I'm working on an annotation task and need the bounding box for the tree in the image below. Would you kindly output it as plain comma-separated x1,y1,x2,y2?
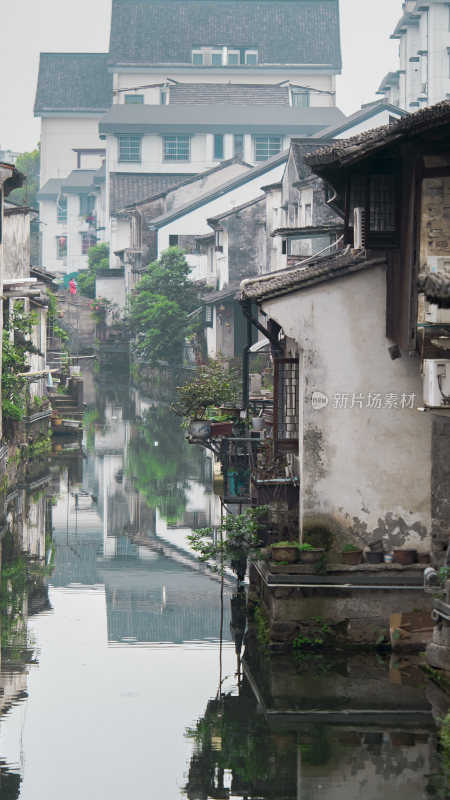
77,242,109,298
7,146,40,210
133,247,197,312
126,247,198,365
7,146,41,264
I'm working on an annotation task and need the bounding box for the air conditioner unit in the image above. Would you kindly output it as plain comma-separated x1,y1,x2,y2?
427,256,450,273
423,359,450,408
424,301,450,324
353,207,366,249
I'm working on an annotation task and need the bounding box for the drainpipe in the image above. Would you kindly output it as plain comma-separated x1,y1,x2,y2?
240,298,281,412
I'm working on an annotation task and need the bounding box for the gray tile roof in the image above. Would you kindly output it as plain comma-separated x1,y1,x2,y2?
110,172,189,214
305,99,450,170
147,149,288,228
240,250,386,301
34,53,112,114
99,103,346,136
37,178,65,200
312,101,407,139
170,83,289,105
109,0,341,69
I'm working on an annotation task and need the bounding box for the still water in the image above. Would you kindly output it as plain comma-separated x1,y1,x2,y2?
0,372,445,799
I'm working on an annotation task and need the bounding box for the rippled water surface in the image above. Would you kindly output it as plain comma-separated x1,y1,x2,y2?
0,372,445,798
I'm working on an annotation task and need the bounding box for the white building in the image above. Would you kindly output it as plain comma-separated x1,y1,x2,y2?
34,0,344,274
377,0,450,110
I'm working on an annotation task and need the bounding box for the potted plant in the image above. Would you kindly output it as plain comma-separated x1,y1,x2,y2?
187,506,268,582
364,550,384,564
340,543,363,565
298,542,325,563
271,541,299,564
170,359,239,432
393,548,417,565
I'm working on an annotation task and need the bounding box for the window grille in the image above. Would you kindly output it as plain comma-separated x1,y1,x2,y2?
163,135,190,161
57,195,67,223
118,135,142,163
81,232,97,255
254,136,282,162
369,173,396,232
273,358,299,450
124,94,144,104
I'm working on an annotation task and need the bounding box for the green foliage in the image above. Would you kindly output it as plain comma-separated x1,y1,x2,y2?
27,432,52,460
8,146,40,209
253,600,270,648
126,248,198,365
2,303,40,422
293,617,333,650
77,243,109,299
341,543,361,552
303,523,334,552
298,542,315,551
126,404,197,524
170,358,239,420
188,506,268,578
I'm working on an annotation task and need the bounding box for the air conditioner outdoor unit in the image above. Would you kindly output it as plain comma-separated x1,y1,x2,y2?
424,301,450,324
353,207,366,249
423,359,450,408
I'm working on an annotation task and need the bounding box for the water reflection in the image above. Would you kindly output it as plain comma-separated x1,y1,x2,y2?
0,372,445,798
186,648,440,800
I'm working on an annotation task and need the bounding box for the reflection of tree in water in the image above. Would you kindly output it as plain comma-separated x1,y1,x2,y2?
185,679,300,800
126,404,203,525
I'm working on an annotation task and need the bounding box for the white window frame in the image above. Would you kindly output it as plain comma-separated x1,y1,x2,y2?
245,50,258,65
162,135,191,162
118,135,142,163
253,135,282,162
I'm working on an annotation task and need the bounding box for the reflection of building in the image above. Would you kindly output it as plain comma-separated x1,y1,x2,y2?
186,651,437,799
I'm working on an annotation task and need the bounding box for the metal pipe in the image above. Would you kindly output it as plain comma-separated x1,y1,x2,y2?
241,310,253,412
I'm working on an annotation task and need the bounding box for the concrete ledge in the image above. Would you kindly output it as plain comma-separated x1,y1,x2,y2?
259,561,427,588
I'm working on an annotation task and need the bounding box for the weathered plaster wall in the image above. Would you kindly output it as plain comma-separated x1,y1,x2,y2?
225,198,265,284
420,174,450,264
262,264,433,550
3,211,30,279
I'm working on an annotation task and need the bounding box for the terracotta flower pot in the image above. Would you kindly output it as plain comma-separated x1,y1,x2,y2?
341,549,362,565
210,421,233,436
393,548,417,565
299,548,325,563
271,545,298,564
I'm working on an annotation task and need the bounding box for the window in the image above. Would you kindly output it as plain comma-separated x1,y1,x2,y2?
160,89,167,105
245,50,258,65
124,94,144,104
57,194,68,223
213,134,224,160
304,203,312,226
228,51,239,65
57,235,67,260
81,232,97,255
212,51,223,66
169,234,179,247
192,51,204,65
79,194,95,216
254,136,282,161
163,135,190,161
234,134,244,159
281,240,287,255
369,173,396,233
291,89,310,107
215,229,223,252
203,304,213,327
118,135,142,163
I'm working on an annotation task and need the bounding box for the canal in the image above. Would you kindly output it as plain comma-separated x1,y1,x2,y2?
0,370,446,798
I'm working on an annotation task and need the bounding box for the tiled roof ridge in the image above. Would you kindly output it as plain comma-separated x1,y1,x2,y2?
240,249,386,300
304,99,450,167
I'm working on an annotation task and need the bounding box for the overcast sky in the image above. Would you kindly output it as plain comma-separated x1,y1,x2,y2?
1,0,401,153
